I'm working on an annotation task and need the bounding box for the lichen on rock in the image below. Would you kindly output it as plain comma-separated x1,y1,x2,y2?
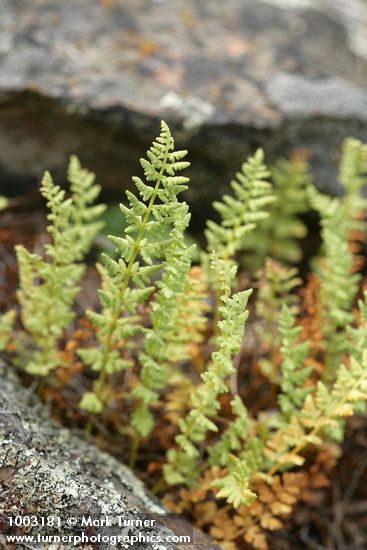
0,363,218,549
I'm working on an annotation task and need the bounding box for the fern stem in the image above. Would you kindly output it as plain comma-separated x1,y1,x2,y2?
84,419,93,438
129,432,141,469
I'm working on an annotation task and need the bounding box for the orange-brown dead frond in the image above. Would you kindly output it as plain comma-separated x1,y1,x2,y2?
232,472,308,549
55,358,83,387
300,273,324,356
348,226,366,272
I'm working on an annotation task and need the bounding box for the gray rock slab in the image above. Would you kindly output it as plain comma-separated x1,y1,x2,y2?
0,0,366,206
0,365,219,549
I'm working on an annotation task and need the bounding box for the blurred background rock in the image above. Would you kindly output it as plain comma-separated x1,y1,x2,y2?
0,0,366,221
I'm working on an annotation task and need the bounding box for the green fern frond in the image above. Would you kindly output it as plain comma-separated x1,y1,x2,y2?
78,121,190,411
16,163,104,376
256,259,302,382
207,395,249,467
212,456,256,508
168,266,209,357
164,255,252,485
131,202,194,438
266,352,367,476
309,188,359,372
339,138,367,229
245,156,310,268
205,149,274,260
348,291,367,363
277,304,312,420
67,155,106,258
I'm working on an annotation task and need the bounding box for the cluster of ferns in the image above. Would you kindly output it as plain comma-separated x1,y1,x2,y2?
1,122,367,510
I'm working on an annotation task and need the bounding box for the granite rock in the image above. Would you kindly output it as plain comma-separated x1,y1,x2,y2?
0,0,366,209
0,365,218,549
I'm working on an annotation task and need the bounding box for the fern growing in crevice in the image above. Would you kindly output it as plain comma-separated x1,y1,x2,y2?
131,202,194,438
164,256,252,486
4,126,367,549
339,137,367,229
245,155,310,269
265,352,367,477
169,266,209,365
205,148,274,262
204,149,274,332
277,304,312,422
308,189,359,374
78,122,190,413
207,395,249,468
67,155,106,258
15,162,104,376
256,259,302,382
348,291,367,363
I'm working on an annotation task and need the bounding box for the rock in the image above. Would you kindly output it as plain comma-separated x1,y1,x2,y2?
0,365,219,549
0,0,366,208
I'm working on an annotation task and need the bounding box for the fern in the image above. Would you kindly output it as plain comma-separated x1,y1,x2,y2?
306,140,367,373
212,456,257,508
205,149,274,261
4,126,367,539
78,121,190,412
339,137,367,230
204,351,367,509
208,404,264,508
309,189,359,372
131,202,194,438
256,259,301,382
16,162,104,375
277,304,312,421
67,155,106,258
131,256,208,441
169,266,209,361
207,395,249,467
164,256,252,486
246,156,310,268
348,291,367,363
204,150,273,334
345,293,367,416
265,352,367,477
